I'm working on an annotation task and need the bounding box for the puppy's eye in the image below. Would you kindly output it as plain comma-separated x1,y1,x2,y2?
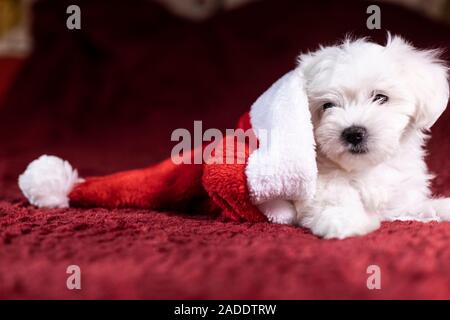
322,102,336,110
373,94,389,104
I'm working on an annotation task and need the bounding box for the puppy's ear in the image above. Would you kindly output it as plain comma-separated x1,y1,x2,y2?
386,35,449,130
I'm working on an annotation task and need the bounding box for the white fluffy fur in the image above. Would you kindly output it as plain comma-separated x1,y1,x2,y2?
18,155,80,208
254,35,450,238
245,70,317,223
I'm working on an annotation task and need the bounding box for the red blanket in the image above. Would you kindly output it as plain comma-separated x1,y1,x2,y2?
1,0,450,299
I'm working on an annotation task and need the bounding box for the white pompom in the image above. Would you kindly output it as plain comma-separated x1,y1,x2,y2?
18,155,81,208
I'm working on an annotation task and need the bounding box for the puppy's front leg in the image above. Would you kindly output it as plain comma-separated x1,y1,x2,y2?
258,200,297,225
423,198,450,221
295,178,380,239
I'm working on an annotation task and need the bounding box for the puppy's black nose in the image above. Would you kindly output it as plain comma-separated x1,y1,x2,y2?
342,126,367,145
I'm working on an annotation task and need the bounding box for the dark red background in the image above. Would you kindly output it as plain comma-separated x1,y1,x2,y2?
1,0,450,299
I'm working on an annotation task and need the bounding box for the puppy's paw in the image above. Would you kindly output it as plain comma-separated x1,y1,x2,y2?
358,185,389,213
302,206,380,239
258,200,297,225
267,212,296,225
429,198,450,221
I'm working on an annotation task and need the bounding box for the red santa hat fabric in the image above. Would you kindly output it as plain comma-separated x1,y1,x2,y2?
18,67,317,221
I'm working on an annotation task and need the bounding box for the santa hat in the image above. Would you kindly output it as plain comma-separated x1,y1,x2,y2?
18,68,317,222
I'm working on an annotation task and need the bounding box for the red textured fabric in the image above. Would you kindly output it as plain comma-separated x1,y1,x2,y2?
1,0,450,299
70,155,209,211
202,115,267,222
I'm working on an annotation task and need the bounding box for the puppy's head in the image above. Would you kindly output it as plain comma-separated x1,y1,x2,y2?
299,35,449,172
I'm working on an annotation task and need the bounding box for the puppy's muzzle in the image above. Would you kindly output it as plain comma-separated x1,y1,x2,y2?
341,126,368,154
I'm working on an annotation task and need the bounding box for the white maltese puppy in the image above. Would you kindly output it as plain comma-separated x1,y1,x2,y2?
260,35,450,239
